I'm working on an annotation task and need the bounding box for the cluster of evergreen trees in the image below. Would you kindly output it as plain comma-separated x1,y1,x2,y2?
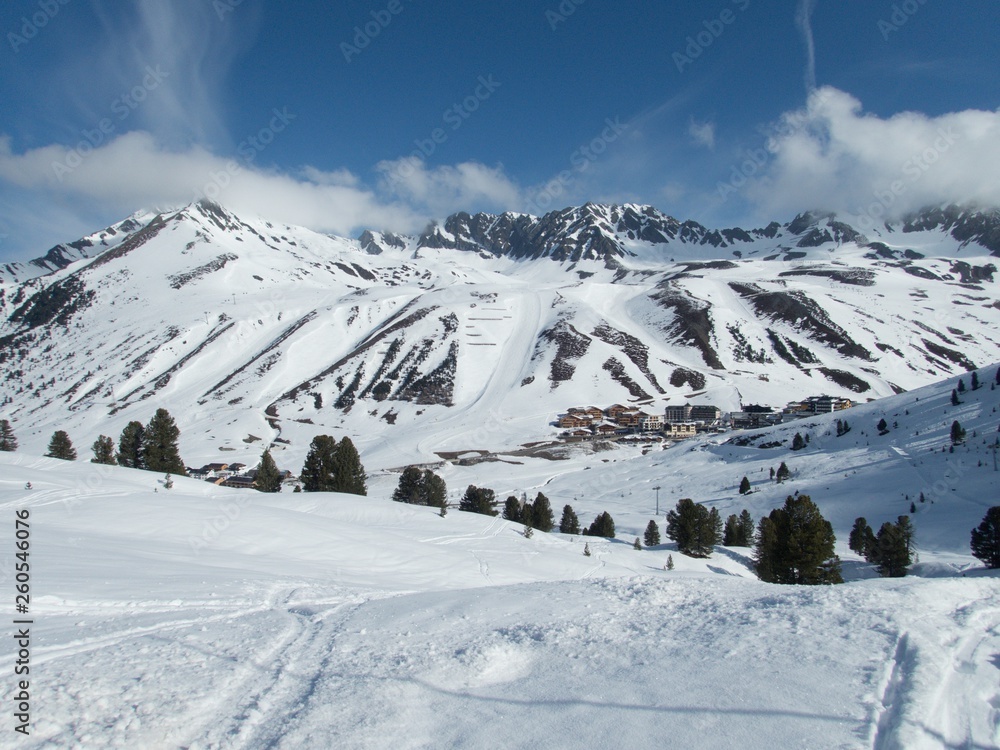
391,466,447,507
450,486,613,539
849,516,914,577
754,495,842,584
110,409,187,474
666,498,722,557
723,510,756,547
502,492,555,532
299,435,366,495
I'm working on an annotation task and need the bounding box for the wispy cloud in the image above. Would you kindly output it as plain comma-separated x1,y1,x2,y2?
84,0,261,148
688,119,716,150
795,0,818,94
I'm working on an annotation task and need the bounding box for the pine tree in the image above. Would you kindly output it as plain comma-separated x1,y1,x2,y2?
420,470,447,508
877,418,888,434
753,495,842,584
848,517,872,556
164,473,174,490
531,492,555,532
738,509,755,546
524,525,534,539
0,419,17,451
586,512,615,538
971,371,980,390
739,476,751,495
666,554,674,570
117,421,145,469
255,449,282,493
91,435,117,465
995,367,1000,386
775,461,791,483
46,430,77,460
143,409,186,475
724,514,740,546
896,515,916,560
666,498,719,557
459,485,498,516
874,522,910,577
791,433,806,451
300,435,337,491
951,389,961,406
633,537,642,550
644,519,661,547
503,495,521,521
583,543,591,557
330,437,366,495
521,501,535,530
951,420,966,445
392,466,424,504
970,506,1000,569
559,504,580,534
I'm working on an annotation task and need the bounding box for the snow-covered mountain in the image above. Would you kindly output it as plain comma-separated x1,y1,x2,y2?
1,199,999,471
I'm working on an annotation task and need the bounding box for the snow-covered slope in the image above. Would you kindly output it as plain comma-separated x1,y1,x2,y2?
1,200,999,476
1,371,998,749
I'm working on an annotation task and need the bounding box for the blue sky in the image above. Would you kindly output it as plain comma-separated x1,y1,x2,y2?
0,0,998,261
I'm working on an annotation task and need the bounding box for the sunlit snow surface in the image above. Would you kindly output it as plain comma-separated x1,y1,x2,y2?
1,364,998,749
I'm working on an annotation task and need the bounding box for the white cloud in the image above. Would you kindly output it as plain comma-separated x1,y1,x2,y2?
688,119,716,150
0,132,525,241
376,157,524,217
745,87,1000,222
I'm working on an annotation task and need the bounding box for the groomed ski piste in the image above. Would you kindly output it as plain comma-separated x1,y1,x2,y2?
1,368,998,748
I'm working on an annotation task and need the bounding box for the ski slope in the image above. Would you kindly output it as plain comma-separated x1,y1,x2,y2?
1,384,999,749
